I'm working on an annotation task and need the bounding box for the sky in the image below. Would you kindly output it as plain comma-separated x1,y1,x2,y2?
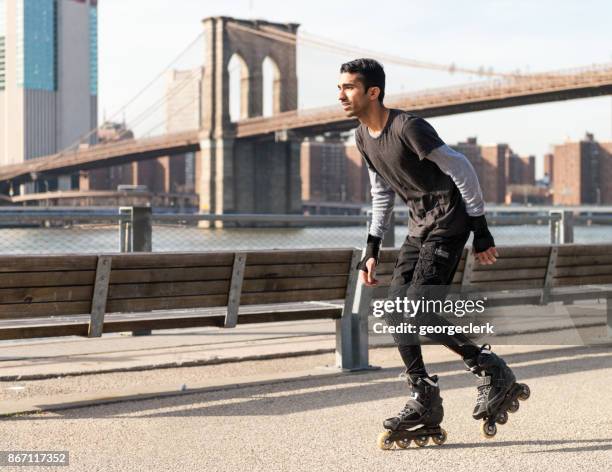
98,0,612,177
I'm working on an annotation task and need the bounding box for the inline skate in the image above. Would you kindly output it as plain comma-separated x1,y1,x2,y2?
465,345,531,438
377,375,447,450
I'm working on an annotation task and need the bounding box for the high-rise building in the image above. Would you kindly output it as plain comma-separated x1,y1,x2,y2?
0,0,97,183
552,133,612,205
166,67,203,134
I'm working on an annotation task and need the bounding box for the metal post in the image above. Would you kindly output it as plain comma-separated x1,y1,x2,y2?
119,206,153,335
336,249,378,371
119,207,132,252
132,206,153,251
607,295,612,340
549,210,574,244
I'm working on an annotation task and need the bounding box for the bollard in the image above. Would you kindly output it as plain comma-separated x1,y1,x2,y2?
119,206,153,335
549,210,574,244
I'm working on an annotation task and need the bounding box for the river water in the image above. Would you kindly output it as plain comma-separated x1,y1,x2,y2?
0,224,611,254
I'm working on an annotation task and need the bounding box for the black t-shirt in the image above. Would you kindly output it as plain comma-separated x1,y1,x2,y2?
356,109,470,238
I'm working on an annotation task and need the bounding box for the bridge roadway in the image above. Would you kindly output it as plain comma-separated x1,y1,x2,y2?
1,64,611,185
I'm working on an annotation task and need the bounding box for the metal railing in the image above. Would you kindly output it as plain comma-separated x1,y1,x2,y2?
2,206,612,254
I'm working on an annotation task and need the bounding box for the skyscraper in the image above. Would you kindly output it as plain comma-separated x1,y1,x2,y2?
0,0,97,190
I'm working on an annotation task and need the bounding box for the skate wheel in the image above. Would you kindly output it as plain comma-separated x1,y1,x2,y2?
432,429,447,445
518,383,530,401
377,431,394,450
496,411,508,425
481,421,497,439
395,438,411,449
508,399,520,413
414,435,429,447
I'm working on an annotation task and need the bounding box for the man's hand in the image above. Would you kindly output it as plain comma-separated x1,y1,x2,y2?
469,215,497,265
357,234,382,286
474,246,498,265
359,257,379,286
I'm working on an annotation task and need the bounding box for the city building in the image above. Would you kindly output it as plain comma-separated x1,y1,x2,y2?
552,133,612,205
507,154,535,185
300,135,370,207
543,152,554,186
0,0,98,192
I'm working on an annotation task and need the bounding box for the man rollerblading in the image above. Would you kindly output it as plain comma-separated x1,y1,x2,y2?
337,58,530,448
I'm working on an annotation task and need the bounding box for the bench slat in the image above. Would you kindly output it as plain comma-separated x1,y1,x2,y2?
108,280,230,299
0,271,96,288
245,249,354,265
241,288,347,304
470,268,547,282
242,276,348,293
110,252,234,269
0,255,97,272
0,301,91,318
557,244,612,256
557,254,612,267
107,294,229,313
554,275,612,286
110,266,232,284
555,264,612,277
244,262,350,279
468,279,544,290
473,257,549,271
0,286,93,304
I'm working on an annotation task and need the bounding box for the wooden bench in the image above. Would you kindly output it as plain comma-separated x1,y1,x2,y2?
0,249,373,369
0,244,610,372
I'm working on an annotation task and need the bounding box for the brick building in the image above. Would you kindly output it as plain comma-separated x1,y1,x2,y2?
552,133,612,205
301,136,369,204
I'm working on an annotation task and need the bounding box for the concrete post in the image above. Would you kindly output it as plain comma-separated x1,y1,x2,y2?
119,206,153,335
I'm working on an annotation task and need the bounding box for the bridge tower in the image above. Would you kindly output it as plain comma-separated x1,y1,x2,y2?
198,16,302,222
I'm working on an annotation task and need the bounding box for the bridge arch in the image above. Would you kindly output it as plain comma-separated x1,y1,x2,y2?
262,55,281,117
227,53,250,122
201,17,299,132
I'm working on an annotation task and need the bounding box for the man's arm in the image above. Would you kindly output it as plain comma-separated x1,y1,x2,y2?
367,165,396,240
425,144,484,217
425,144,497,263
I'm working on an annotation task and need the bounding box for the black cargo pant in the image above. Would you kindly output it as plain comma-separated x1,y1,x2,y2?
384,231,480,380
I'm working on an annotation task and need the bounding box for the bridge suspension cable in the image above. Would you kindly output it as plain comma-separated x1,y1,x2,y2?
55,30,205,157
228,22,550,80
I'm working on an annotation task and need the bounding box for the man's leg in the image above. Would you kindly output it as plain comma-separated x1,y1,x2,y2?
407,232,480,361
386,235,428,380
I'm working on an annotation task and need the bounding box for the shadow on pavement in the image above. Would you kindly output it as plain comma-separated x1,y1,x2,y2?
5,345,610,423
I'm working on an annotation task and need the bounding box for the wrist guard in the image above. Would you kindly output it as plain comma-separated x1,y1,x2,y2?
357,234,382,272
470,215,495,253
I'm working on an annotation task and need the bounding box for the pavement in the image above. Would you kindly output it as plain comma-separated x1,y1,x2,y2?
0,301,610,471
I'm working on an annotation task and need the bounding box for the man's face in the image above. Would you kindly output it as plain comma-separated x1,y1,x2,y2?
337,72,371,117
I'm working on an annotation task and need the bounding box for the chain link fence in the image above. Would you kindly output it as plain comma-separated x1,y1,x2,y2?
1,207,612,254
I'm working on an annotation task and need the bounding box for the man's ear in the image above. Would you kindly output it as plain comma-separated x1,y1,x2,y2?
369,86,381,101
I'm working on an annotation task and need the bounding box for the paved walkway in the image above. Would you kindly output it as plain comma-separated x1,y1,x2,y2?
0,301,610,471
0,343,610,471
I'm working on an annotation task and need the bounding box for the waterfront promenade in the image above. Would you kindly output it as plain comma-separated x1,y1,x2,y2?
0,305,610,471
